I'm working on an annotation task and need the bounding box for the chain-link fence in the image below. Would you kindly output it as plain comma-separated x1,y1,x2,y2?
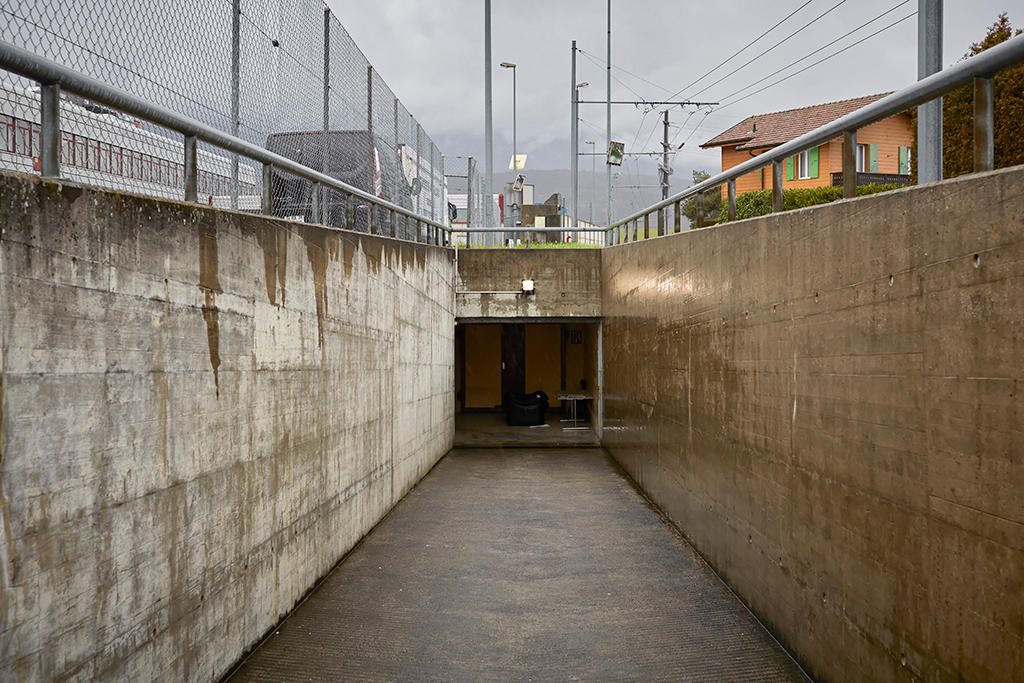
0,0,446,240
445,156,501,247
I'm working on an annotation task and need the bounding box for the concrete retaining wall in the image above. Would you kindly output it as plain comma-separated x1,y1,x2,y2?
0,172,455,680
601,166,1024,682
456,247,601,319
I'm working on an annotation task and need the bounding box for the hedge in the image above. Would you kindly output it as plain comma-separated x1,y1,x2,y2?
729,183,905,221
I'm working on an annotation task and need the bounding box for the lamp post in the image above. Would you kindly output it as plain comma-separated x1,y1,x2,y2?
572,81,588,228
500,61,517,235
500,62,517,175
585,140,595,224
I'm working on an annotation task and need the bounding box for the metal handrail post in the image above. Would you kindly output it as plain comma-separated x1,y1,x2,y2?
261,163,272,214
771,161,783,213
184,136,198,202
973,76,994,172
39,83,60,178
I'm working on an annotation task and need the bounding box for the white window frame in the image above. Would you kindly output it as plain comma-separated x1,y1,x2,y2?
797,150,810,180
856,144,868,172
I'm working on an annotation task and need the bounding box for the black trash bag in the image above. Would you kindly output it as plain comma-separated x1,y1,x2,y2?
502,390,549,426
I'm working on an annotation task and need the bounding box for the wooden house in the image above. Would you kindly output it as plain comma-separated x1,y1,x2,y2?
700,94,913,195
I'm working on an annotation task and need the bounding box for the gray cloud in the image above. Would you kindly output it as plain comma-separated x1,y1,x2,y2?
331,0,1014,208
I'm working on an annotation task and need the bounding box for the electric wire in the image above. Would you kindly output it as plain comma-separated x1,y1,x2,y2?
577,47,675,95
687,0,852,99
664,0,817,101
717,11,917,110
712,0,913,105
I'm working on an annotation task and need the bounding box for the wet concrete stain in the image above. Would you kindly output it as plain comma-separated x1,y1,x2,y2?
253,224,280,305
342,236,356,296
198,219,222,396
301,226,340,348
363,238,383,276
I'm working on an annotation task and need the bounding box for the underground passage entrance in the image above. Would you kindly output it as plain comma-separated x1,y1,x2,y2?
454,319,601,447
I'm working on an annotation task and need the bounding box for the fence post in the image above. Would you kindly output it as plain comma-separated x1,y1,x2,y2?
230,0,240,210
727,180,736,222
39,83,60,178
674,200,681,232
261,162,272,214
466,157,474,230
416,123,423,224
772,160,783,213
973,76,994,173
184,135,198,202
345,193,353,229
322,7,331,223
696,193,704,229
643,213,650,240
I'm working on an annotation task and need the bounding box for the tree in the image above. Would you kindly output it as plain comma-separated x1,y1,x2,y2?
911,13,1024,180
681,170,723,225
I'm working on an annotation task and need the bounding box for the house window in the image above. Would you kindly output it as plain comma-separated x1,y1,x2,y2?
898,145,911,174
856,144,878,172
798,150,810,180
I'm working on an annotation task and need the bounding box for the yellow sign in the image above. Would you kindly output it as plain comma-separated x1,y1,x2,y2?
508,154,527,170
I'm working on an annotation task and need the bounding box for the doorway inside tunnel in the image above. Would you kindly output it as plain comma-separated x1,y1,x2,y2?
454,319,601,448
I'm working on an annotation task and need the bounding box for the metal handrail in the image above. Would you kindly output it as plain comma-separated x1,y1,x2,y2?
608,33,1024,234
0,41,451,236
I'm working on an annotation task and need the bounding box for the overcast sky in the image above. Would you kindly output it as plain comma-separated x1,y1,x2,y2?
328,1,1014,186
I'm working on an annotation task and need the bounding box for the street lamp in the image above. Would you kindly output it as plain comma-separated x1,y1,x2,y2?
585,140,596,224
500,61,517,234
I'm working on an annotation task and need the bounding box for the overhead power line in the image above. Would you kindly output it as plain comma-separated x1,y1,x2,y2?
717,10,918,110
710,0,911,105
664,0,817,101
687,0,852,99
577,47,676,95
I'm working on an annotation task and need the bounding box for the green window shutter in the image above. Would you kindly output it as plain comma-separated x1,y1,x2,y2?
898,146,908,174
869,144,878,172
809,147,819,179
786,156,794,181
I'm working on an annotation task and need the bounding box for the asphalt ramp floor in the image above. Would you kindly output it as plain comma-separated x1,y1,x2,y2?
228,448,807,682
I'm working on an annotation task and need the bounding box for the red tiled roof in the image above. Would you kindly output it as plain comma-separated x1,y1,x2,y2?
700,93,897,150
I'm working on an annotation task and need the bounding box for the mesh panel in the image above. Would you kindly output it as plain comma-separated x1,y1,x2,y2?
0,0,446,242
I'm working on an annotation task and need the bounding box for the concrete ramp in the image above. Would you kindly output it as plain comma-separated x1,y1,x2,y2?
228,448,806,681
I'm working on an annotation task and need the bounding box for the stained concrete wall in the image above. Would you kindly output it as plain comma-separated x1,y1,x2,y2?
455,248,601,319
601,166,1024,682
0,172,455,680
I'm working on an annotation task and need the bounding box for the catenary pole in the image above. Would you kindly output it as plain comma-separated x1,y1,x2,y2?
918,0,943,183
484,0,494,226
570,41,578,228
606,0,612,225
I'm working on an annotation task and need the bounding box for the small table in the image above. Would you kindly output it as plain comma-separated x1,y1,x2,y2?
556,392,592,430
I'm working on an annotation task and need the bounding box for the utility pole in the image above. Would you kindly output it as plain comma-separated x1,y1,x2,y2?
660,110,670,201
918,0,943,183
570,41,578,228
660,110,670,231
484,0,494,226
606,0,612,226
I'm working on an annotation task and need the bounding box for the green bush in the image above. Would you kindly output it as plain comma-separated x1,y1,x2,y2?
730,183,905,221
